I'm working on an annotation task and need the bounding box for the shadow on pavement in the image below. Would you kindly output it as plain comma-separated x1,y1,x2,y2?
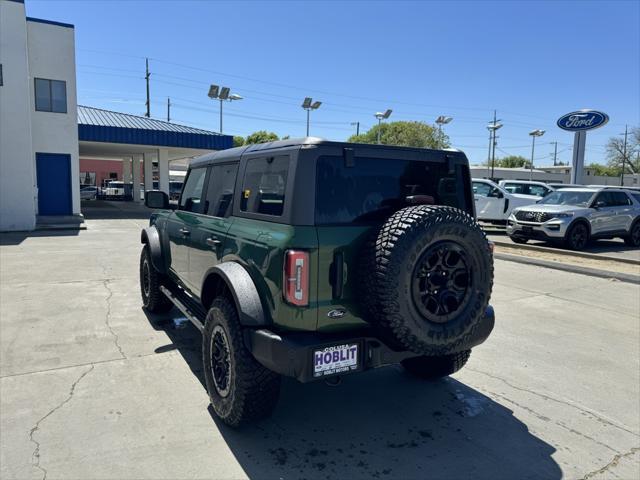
144,309,562,480
82,200,154,220
0,229,80,246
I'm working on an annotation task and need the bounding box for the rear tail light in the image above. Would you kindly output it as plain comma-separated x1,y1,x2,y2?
284,250,309,306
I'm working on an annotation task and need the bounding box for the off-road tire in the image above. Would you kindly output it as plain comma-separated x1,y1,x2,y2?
402,350,471,380
623,220,640,247
564,221,590,251
140,245,173,313
359,205,493,355
203,296,281,427
511,236,528,244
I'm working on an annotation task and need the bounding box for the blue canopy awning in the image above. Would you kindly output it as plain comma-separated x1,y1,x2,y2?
78,105,232,150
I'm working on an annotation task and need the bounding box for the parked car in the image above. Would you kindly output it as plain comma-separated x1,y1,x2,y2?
472,178,542,224
498,180,555,197
80,185,99,200
507,187,640,249
140,139,496,427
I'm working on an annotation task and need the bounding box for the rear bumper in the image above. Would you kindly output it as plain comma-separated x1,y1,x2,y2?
246,306,495,383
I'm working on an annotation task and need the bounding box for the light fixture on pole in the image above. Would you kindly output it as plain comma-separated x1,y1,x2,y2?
302,97,322,136
486,119,503,180
208,84,243,134
528,129,546,180
374,109,392,144
435,115,453,147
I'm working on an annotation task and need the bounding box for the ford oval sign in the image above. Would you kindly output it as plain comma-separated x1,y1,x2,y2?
557,110,609,131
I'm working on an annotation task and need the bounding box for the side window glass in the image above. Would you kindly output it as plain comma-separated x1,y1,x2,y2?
594,192,611,207
473,182,491,197
205,164,239,217
179,168,207,213
611,192,631,206
529,185,546,197
240,156,289,216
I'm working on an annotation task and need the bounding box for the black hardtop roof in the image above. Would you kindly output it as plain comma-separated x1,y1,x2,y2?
189,137,466,168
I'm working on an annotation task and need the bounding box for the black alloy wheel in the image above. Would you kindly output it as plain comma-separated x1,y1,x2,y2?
411,241,472,324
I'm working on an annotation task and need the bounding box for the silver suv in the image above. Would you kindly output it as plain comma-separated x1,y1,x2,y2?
506,188,640,250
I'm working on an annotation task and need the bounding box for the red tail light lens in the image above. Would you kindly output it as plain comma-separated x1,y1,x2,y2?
284,250,309,306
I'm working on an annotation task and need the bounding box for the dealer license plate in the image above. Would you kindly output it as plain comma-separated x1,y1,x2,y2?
313,343,359,378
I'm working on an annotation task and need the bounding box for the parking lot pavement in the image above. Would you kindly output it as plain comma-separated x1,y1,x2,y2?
1,217,639,480
485,228,640,262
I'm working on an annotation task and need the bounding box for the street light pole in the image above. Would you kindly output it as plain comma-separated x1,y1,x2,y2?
302,97,322,137
435,116,453,148
528,129,546,181
208,84,243,134
374,109,392,144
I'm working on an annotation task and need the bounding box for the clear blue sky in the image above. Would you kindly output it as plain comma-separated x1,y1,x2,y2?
26,0,640,166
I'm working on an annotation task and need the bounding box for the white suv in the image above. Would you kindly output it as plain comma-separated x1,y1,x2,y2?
472,178,542,224
498,180,554,197
507,188,640,250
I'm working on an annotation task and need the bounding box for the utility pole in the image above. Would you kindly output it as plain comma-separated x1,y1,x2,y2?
166,97,171,122
351,122,360,136
486,110,502,181
145,58,151,118
620,125,628,186
552,141,558,166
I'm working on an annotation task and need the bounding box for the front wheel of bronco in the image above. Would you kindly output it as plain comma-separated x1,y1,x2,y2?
203,297,281,427
140,245,173,313
401,350,471,380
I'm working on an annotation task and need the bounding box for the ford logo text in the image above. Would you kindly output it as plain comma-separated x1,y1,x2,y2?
557,110,609,132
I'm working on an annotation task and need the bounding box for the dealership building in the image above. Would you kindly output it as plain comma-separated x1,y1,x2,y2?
0,0,231,231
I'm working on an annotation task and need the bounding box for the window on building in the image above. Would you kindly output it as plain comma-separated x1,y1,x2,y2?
240,156,289,216
34,78,67,113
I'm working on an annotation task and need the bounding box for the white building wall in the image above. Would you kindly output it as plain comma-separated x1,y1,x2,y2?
27,17,80,216
0,0,36,231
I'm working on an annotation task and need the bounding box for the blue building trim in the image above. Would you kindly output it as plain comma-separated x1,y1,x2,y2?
26,17,75,29
78,124,233,150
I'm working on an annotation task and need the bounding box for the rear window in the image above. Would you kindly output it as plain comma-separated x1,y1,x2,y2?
240,156,289,216
316,156,468,225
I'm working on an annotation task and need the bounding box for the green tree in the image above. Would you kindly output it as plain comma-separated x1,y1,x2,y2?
496,155,531,168
587,163,618,176
233,136,245,147
347,121,448,149
245,130,279,144
606,127,640,174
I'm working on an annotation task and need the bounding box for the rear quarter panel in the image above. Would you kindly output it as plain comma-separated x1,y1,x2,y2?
223,217,319,332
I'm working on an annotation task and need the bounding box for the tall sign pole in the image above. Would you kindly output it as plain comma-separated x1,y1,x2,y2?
557,109,609,185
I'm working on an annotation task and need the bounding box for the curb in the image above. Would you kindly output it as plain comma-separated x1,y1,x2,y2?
491,239,640,266
494,253,640,285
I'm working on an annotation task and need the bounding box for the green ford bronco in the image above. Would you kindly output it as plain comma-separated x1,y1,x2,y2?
140,138,495,426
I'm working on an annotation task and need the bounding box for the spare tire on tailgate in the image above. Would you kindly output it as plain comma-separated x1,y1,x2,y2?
359,205,493,355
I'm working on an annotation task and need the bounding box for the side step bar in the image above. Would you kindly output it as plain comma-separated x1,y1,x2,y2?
159,285,205,333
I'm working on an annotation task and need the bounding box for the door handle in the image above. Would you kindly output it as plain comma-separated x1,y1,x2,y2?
206,237,222,248
179,228,190,236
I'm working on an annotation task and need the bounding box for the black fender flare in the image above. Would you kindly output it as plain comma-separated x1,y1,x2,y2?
566,218,591,237
141,226,167,274
201,262,266,327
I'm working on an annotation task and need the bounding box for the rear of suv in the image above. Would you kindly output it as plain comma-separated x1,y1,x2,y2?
140,138,495,426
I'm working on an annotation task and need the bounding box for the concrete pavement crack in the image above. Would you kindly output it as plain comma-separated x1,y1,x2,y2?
28,365,94,480
582,446,640,479
102,279,126,359
467,367,639,437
